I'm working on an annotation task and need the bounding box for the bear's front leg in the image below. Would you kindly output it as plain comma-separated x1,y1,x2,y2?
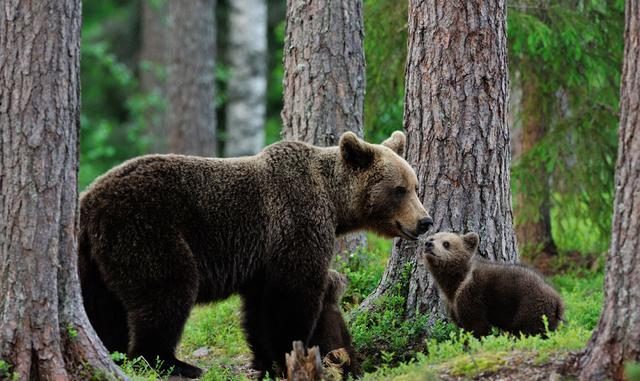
259,262,328,378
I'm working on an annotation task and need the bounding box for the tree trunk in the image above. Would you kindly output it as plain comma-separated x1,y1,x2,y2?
0,1,125,379
166,0,217,156
576,1,640,379
360,0,518,329
140,0,169,153
514,71,556,257
224,0,267,157
282,0,367,255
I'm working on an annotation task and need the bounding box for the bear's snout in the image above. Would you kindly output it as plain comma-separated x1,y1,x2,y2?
417,217,433,234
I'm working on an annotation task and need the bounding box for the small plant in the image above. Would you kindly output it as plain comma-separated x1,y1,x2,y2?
0,360,19,381
66,323,78,340
626,362,640,381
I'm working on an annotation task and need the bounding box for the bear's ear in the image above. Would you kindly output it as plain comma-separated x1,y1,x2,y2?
462,232,480,252
340,132,374,169
381,131,406,156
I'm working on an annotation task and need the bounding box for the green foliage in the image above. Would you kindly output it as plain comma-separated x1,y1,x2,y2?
626,362,640,381
66,323,79,340
334,234,391,306
363,0,407,143
81,1,151,188
111,352,173,381
0,360,18,381
348,263,435,371
509,0,624,253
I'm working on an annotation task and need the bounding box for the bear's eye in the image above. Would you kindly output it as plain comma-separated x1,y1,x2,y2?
443,241,450,249
394,186,407,196
415,185,419,193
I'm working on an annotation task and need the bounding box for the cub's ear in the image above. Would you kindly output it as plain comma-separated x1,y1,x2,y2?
340,132,374,169
381,130,406,156
462,232,480,252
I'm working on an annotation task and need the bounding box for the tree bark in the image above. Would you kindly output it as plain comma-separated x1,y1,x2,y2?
576,0,640,379
281,0,367,255
360,0,518,329
0,1,125,379
166,0,217,156
140,0,169,153
514,71,556,257
224,0,268,157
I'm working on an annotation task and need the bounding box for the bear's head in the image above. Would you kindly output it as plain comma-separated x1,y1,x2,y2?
423,231,479,270
338,131,432,240
422,232,479,299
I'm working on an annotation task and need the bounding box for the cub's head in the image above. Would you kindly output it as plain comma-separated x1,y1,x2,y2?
423,231,479,267
338,131,432,240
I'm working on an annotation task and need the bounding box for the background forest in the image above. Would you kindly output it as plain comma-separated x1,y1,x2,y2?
33,0,631,379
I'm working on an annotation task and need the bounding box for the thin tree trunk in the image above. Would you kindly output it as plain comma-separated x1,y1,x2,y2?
282,0,367,255
360,0,518,330
0,1,125,379
140,0,168,153
224,0,267,157
576,0,640,379
515,71,556,257
166,0,217,156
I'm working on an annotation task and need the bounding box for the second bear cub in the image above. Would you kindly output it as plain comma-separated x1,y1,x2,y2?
423,232,564,338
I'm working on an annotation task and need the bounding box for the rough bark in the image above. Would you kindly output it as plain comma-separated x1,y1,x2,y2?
281,0,367,255
0,1,125,379
166,0,217,156
285,341,323,381
514,72,556,257
224,0,267,157
140,0,169,153
576,1,640,379
361,0,518,328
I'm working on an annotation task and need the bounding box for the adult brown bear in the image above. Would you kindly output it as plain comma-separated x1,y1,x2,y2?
78,131,432,378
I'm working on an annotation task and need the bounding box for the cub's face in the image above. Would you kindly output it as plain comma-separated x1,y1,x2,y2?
339,131,432,240
423,232,479,267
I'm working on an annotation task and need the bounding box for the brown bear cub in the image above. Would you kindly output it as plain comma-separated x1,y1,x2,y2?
78,131,432,378
310,270,361,378
423,232,564,338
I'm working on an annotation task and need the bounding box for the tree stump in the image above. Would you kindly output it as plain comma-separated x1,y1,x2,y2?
286,341,323,381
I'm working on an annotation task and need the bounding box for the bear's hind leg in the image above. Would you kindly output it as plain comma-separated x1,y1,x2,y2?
125,284,201,378
112,232,202,378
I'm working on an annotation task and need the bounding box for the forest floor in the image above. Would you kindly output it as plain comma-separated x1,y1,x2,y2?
120,235,604,381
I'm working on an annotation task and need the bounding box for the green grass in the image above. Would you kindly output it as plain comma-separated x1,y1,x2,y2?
119,233,605,380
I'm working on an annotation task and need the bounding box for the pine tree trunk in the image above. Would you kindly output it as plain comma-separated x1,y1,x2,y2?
166,0,217,156
0,1,125,379
514,72,556,257
281,0,367,255
360,0,518,329
576,1,640,379
140,0,168,153
224,0,267,157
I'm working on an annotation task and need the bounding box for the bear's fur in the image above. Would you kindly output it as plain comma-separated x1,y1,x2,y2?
423,232,564,338
78,131,432,378
309,270,360,378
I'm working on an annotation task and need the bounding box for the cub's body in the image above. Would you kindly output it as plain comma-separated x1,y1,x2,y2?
424,232,564,338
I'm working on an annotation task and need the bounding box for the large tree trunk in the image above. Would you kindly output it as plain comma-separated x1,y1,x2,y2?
514,71,556,257
140,0,169,153
224,0,267,157
166,0,217,156
281,0,367,255
360,0,518,329
0,1,125,379
576,1,640,379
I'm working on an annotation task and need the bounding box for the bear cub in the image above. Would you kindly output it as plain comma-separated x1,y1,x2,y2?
423,232,564,338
